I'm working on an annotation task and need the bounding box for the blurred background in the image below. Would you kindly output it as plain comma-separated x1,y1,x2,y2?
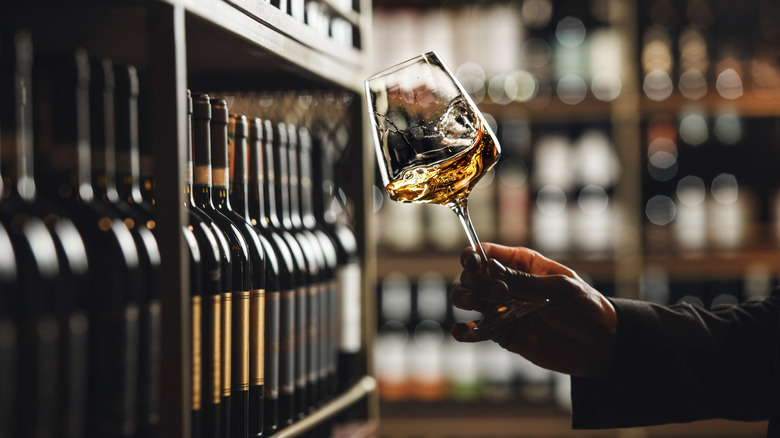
367,0,780,436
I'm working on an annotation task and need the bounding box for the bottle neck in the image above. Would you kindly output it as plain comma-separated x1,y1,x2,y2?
299,144,317,229
0,30,36,203
229,123,251,222
89,58,120,204
35,51,94,204
248,120,266,228
311,130,333,226
115,69,144,205
192,96,215,209
287,134,304,229
275,129,293,229
262,137,281,229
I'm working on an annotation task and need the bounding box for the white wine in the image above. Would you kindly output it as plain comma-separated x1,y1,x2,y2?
385,123,499,205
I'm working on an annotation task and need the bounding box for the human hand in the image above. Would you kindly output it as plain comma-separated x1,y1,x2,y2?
450,243,617,378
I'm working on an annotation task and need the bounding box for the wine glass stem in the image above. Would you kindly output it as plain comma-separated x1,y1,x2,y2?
449,197,488,264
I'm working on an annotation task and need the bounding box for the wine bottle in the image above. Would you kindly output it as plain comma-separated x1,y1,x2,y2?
186,90,230,438
1,29,91,438
229,113,290,438
264,120,310,427
310,115,362,399
247,117,298,437
192,92,252,438
136,74,156,205
114,64,162,438
211,104,269,438
33,48,143,438
286,122,331,415
88,57,162,438
184,220,203,438
296,125,339,411
0,222,18,438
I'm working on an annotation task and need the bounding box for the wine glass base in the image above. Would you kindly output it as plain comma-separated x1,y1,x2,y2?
463,298,551,341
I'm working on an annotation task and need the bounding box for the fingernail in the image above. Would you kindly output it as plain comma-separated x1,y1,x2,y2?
461,251,480,269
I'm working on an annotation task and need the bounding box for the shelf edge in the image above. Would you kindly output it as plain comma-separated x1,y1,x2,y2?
273,375,378,437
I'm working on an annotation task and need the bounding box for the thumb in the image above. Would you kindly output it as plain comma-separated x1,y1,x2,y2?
487,258,553,302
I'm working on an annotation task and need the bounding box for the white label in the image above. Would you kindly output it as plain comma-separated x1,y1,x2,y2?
337,263,361,353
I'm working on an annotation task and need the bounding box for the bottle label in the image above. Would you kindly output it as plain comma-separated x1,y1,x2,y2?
209,295,222,405
296,286,308,389
338,263,362,353
192,296,203,411
235,291,250,391
195,164,212,186
280,288,295,394
250,288,266,386
221,292,232,397
212,167,229,189
265,291,280,399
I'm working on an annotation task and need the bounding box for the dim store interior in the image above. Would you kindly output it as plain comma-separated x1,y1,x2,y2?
369,0,780,436
0,0,779,437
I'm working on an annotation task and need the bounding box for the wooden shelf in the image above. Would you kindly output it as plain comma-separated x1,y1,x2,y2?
183,0,366,91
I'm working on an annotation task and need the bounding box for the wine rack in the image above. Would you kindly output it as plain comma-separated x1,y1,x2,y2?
0,0,376,437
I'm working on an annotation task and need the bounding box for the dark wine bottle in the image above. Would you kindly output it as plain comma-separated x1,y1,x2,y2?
184,218,203,438
228,113,290,438
310,114,363,400
282,122,325,419
113,63,163,438
192,93,252,438
0,59,63,435
290,124,338,413
247,117,297,437
296,125,340,411
88,57,162,438
264,119,310,427
33,48,143,438
211,104,268,438
186,90,230,438
1,29,91,438
136,74,156,205
0,222,18,438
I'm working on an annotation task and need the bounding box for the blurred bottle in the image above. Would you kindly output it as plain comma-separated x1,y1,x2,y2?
375,273,412,401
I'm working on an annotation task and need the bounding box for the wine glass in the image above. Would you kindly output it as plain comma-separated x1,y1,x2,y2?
365,51,549,338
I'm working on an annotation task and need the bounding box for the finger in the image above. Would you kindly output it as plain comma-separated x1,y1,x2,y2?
458,269,510,304
483,243,575,277
460,248,482,272
450,321,491,343
450,282,482,310
487,258,560,302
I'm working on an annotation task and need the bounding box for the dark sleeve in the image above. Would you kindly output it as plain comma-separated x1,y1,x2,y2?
571,289,780,429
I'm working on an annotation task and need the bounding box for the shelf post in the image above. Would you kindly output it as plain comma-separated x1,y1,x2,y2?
148,2,191,437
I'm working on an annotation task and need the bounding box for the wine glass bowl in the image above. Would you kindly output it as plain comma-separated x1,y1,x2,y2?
365,51,549,337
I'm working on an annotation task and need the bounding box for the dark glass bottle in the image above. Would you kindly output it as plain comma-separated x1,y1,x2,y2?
1,29,91,438
280,123,322,419
247,117,297,437
263,119,310,427
310,115,363,399
33,48,143,438
186,90,231,438
183,223,202,438
192,93,252,438
211,103,268,438
229,114,290,438
0,222,18,438
88,57,162,438
296,126,339,409
136,74,156,205
288,124,337,413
